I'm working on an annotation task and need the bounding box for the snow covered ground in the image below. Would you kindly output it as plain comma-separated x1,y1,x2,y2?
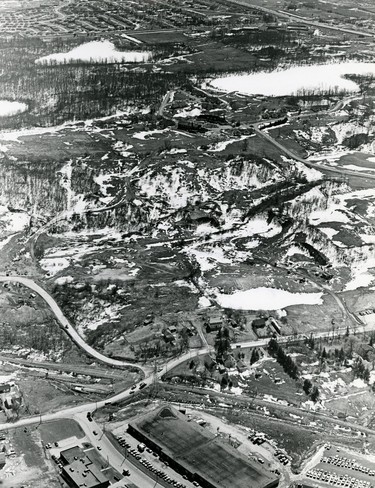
35,40,152,65
309,207,350,225
215,287,323,310
174,107,202,118
76,302,125,335
207,135,252,152
210,62,375,97
132,128,169,140
0,100,27,117
0,205,29,236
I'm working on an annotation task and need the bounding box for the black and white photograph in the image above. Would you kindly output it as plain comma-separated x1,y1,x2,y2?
1,1,375,487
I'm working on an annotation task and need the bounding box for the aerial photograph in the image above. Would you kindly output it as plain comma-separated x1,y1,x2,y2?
2,0,375,487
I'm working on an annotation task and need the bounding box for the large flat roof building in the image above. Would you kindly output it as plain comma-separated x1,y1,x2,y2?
61,459,110,488
60,446,110,488
128,405,279,488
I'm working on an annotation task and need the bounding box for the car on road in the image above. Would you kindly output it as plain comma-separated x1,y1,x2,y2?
131,384,137,390
93,431,98,435
97,446,102,451
139,382,147,389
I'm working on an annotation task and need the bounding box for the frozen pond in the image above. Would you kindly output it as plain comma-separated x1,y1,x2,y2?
36,40,152,65
0,100,27,117
216,287,323,311
210,62,375,97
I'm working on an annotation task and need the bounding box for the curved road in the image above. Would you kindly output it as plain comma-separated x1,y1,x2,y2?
253,125,375,181
0,276,147,375
29,195,128,260
252,94,375,181
0,325,369,432
1,80,374,466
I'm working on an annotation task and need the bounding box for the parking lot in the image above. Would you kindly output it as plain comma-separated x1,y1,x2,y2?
305,445,375,488
113,431,197,488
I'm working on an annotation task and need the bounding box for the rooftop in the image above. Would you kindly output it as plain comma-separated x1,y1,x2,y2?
62,459,109,488
130,405,278,488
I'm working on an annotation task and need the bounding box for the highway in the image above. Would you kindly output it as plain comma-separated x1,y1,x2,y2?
225,0,375,38
2,58,375,486
0,325,365,432
253,125,375,181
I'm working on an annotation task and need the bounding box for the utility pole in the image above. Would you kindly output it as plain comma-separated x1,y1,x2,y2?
35,412,42,429
152,359,158,398
99,422,106,441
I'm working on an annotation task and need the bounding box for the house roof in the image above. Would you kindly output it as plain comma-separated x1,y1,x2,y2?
0,384,11,393
252,318,267,327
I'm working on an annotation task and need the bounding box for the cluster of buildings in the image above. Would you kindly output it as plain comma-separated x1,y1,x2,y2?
0,381,21,413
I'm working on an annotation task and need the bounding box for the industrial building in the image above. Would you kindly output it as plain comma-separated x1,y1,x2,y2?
128,405,279,488
60,446,110,488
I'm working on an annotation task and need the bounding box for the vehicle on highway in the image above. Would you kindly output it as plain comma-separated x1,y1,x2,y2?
139,382,147,389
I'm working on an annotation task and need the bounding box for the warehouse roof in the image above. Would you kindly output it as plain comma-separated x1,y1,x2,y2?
129,405,278,488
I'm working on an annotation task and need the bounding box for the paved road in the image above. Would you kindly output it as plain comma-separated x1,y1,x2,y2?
0,354,126,380
264,258,363,328
157,90,174,116
249,92,375,182
225,0,375,38
253,126,375,181
73,413,159,488
29,195,127,260
0,276,147,375
0,327,360,430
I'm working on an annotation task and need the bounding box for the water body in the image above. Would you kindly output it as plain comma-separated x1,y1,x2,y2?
210,62,375,97
216,287,323,311
35,40,152,65
0,100,27,117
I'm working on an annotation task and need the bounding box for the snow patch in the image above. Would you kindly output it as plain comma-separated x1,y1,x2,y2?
215,287,323,310
0,100,27,117
36,40,152,65
211,62,375,97
350,378,367,388
198,296,212,308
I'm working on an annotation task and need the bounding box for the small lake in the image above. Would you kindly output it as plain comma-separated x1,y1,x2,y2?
0,100,27,117
210,62,375,97
35,40,152,65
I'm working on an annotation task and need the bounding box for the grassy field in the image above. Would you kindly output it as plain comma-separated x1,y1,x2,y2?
39,419,85,444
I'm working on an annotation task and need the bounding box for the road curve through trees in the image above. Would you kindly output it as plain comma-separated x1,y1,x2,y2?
0,275,147,375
